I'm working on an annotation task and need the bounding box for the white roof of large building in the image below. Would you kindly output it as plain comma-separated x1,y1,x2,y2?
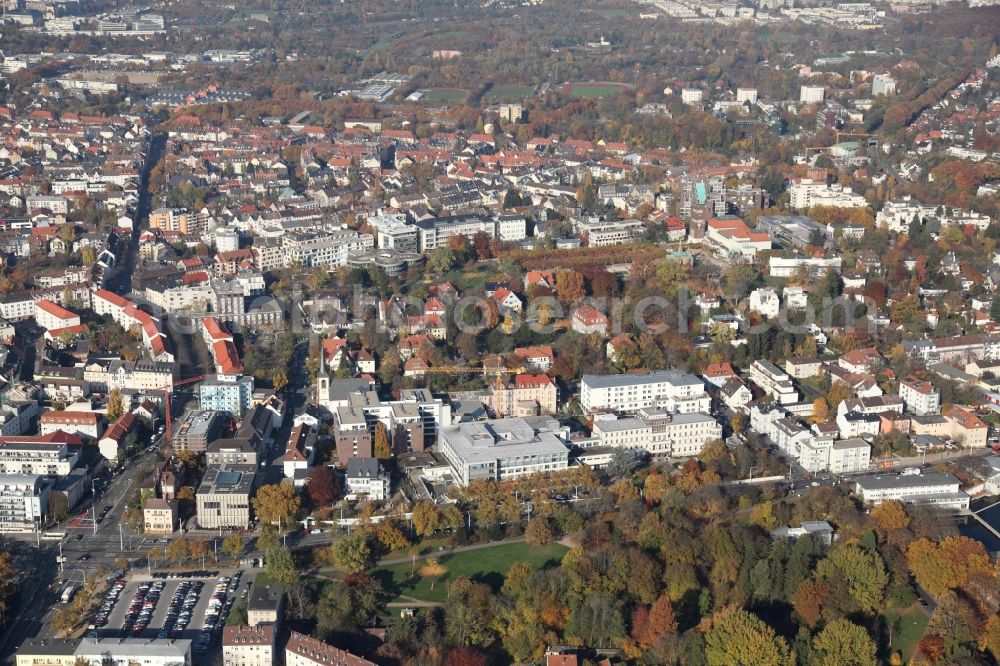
582,370,702,390
440,418,567,464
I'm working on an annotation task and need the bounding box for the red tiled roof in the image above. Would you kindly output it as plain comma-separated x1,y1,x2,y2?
202,317,232,342
212,340,243,375
35,299,77,321
514,373,553,388
93,288,129,309
40,410,102,425
101,412,137,443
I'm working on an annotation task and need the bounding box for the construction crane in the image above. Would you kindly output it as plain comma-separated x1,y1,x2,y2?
155,374,213,443
421,364,527,392
806,130,879,161
834,130,878,148
421,364,530,416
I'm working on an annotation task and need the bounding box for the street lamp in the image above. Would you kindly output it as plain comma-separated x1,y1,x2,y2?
747,466,763,482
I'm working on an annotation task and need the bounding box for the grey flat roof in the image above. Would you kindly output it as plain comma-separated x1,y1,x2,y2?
582,370,702,390
594,417,644,432
75,637,192,657
197,463,256,494
832,437,869,450
441,418,568,465
15,637,78,656
855,472,959,490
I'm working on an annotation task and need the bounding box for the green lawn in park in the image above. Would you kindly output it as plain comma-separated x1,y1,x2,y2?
372,541,568,603
883,605,929,661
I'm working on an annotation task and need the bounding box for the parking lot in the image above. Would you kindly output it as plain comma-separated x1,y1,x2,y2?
94,571,250,651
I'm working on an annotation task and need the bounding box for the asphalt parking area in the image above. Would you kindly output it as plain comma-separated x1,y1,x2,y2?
95,572,246,643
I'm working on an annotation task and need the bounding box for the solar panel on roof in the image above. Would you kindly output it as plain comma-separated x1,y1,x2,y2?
216,471,241,485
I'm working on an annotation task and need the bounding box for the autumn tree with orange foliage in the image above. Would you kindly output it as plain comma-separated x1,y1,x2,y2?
906,536,995,598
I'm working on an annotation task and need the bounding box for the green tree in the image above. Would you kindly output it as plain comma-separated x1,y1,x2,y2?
48,492,69,522
264,546,297,584
524,516,554,546
257,524,279,551
653,258,690,296
429,247,459,273
373,422,391,460
166,539,190,564
411,501,441,538
812,619,877,666
252,480,300,528
330,532,373,574
446,577,496,647
106,388,124,420
705,609,792,666
817,544,888,614
221,534,244,560
419,557,447,590
0,553,15,622
991,295,1000,324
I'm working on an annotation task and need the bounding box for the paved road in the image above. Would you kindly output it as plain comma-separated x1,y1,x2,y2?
0,125,171,666
0,447,156,663
107,132,166,296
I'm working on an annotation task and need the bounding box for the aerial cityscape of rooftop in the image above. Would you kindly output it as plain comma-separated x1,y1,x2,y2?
0,0,998,663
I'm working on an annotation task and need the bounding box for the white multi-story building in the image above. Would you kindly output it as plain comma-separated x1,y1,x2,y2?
789,179,867,210
830,438,871,473
377,224,420,253
768,256,842,278
413,215,497,252
438,417,569,485
800,85,825,103
580,371,711,414
875,198,992,233
748,288,781,318
282,229,374,268
871,74,896,96
0,474,49,533
681,88,704,105
144,281,214,312
200,377,255,416
344,456,390,500
83,359,175,393
496,214,528,242
899,376,941,416
195,464,257,529
854,471,970,510
591,409,722,459
575,218,644,247
33,300,80,332
736,88,758,103
0,441,78,477
750,406,871,474
747,360,799,404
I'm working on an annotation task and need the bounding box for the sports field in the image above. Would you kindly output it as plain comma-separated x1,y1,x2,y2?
418,88,468,102
484,84,536,102
564,82,629,98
